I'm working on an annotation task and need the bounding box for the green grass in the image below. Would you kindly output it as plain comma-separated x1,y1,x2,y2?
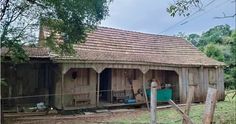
108,91,236,124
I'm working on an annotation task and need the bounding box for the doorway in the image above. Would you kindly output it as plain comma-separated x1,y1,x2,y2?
99,68,112,102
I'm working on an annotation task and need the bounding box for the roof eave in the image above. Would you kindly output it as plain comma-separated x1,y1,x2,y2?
52,58,224,68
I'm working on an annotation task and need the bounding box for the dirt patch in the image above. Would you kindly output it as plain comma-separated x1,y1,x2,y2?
4,109,148,124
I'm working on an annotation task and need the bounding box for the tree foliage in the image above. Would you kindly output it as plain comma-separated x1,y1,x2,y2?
187,33,200,46
198,25,232,46
204,43,224,62
167,0,203,17
1,0,110,63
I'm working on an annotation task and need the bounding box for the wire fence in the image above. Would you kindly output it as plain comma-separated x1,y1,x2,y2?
2,89,236,124
1,85,177,113
1,85,177,100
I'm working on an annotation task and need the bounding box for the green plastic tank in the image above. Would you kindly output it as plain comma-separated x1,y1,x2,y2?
146,89,172,102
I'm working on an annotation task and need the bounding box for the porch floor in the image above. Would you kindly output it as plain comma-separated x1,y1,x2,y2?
64,102,145,110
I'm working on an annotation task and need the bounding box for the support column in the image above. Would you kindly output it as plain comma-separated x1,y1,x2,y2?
96,73,100,106
179,68,188,103
199,66,204,101
61,72,64,109
142,73,150,110
61,64,67,110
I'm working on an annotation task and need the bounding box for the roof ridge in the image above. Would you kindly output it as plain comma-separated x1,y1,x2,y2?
98,26,178,38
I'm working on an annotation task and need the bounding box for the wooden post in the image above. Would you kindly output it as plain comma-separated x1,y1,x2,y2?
61,72,64,109
96,73,100,106
183,86,195,124
142,74,149,110
168,100,193,124
203,88,217,124
150,82,157,124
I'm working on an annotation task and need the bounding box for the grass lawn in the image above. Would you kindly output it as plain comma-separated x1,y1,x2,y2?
4,91,236,124
108,91,236,124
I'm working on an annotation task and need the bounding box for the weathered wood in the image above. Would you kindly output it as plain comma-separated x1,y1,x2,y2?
208,69,216,87
150,82,157,124
232,92,236,99
54,65,62,109
142,74,149,110
180,68,188,103
61,73,64,109
199,66,204,101
203,88,217,124
156,104,188,109
203,68,209,100
96,73,100,106
185,86,195,115
189,68,200,102
178,68,184,103
168,100,193,124
215,68,220,100
89,69,97,105
183,86,195,124
217,67,225,100
132,80,144,102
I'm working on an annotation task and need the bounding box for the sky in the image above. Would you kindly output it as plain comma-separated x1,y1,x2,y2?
101,0,235,36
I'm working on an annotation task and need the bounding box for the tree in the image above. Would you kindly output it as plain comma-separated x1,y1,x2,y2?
204,43,224,62
231,31,236,65
175,32,188,39
187,34,200,46
167,0,203,17
227,31,236,89
1,0,110,63
198,25,232,46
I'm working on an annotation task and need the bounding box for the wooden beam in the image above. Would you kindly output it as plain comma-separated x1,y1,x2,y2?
96,73,100,106
168,100,193,124
142,74,149,110
202,88,217,124
61,72,64,109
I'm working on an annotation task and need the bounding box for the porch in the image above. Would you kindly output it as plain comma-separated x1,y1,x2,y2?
56,63,181,110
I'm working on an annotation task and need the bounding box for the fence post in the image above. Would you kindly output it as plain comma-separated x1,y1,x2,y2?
150,81,157,124
202,88,218,124
183,86,195,124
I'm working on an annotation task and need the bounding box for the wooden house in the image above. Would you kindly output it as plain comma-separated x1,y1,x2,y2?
1,27,225,110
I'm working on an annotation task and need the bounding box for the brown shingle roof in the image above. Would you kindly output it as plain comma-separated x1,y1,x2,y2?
1,27,224,66
1,47,51,58
59,27,223,66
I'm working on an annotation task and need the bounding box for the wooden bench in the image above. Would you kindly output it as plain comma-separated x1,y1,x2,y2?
112,90,127,103
73,93,90,106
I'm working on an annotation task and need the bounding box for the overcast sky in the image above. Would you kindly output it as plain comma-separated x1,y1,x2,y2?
101,0,235,36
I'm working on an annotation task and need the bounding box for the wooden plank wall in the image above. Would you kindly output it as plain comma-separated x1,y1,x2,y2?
54,65,63,109
63,68,97,107
145,70,166,83
204,67,225,101
179,67,225,103
1,63,53,109
111,69,140,91
179,68,188,103
111,69,140,100
188,68,202,102
111,69,168,92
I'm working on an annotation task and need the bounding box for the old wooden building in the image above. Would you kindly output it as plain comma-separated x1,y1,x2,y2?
1,27,225,110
